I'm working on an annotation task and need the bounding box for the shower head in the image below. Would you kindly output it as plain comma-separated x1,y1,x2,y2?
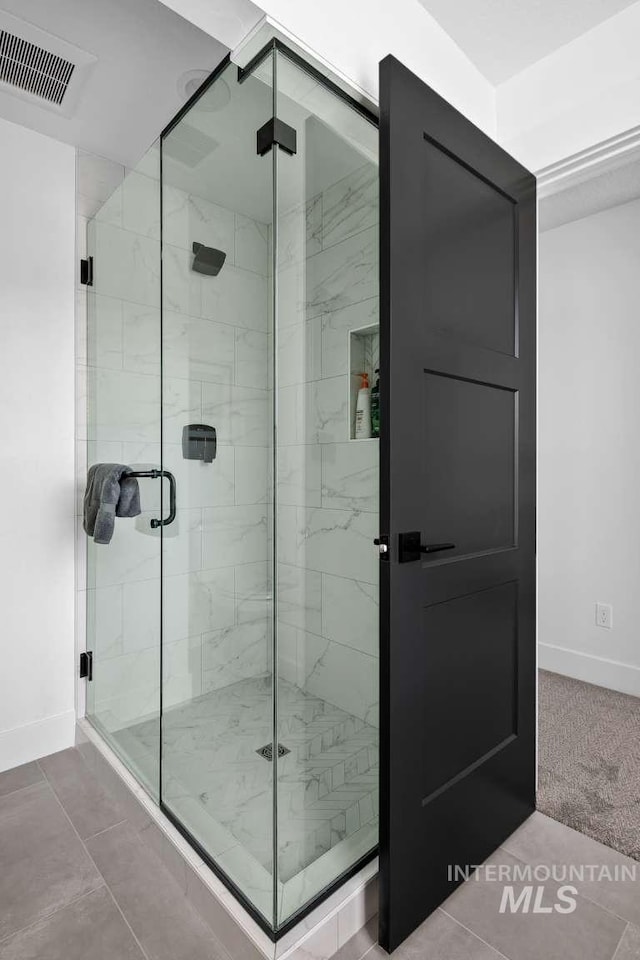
191,242,226,276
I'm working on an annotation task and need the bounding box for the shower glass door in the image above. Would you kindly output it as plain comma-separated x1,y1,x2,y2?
158,45,379,930
273,47,379,925
85,140,163,800
159,55,276,925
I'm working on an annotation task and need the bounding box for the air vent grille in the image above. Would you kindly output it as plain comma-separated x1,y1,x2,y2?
0,30,75,105
163,122,219,168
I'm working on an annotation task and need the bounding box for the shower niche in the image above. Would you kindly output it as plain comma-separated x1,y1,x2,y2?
84,40,379,938
349,324,380,440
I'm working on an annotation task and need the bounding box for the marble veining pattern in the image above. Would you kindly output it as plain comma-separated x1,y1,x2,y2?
306,225,378,320
322,164,379,250
113,676,378,887
278,194,322,269
273,158,380,734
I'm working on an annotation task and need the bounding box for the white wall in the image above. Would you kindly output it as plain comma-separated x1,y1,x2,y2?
497,4,640,172
158,0,496,137
0,117,76,771
539,197,640,697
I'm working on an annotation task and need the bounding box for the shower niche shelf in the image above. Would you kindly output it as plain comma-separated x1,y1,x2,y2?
349,323,380,441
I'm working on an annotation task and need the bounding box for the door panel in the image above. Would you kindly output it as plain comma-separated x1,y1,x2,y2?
421,137,516,356
420,581,518,800
379,56,536,952
422,372,516,557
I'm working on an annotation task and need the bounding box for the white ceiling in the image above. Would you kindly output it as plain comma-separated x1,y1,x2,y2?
0,0,234,167
416,0,640,83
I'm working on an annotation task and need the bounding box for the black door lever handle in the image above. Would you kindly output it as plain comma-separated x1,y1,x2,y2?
420,542,456,554
398,531,456,562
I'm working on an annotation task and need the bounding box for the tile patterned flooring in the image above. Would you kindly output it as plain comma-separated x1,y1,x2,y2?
0,747,639,959
335,810,640,960
113,677,379,883
0,751,228,960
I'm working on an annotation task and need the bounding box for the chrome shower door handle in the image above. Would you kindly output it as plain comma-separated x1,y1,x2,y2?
151,470,177,528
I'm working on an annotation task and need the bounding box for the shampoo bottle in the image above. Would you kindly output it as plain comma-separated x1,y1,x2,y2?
355,372,372,439
371,368,380,438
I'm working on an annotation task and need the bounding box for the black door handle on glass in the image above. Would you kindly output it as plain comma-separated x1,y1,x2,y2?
124,469,177,528
151,470,176,528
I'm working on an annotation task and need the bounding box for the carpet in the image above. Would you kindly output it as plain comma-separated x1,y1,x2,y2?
538,669,640,860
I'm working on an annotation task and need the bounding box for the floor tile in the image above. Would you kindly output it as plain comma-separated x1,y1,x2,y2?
503,812,640,926
294,913,338,959
0,762,43,798
331,916,378,960
86,821,228,960
390,909,505,960
184,867,264,960
332,908,506,960
76,739,153,833
0,782,103,941
442,848,626,960
39,748,125,840
0,887,144,960
612,924,640,959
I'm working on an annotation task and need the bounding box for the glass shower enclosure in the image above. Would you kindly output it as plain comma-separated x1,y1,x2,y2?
84,41,379,934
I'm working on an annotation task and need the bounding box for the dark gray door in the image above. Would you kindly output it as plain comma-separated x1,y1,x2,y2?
379,56,536,952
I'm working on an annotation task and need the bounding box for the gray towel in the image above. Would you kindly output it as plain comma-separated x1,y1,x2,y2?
83,464,142,544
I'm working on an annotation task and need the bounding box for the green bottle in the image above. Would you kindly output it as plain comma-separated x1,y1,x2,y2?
371,368,380,438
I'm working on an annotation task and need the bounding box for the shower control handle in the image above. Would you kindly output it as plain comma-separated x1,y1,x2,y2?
150,471,177,528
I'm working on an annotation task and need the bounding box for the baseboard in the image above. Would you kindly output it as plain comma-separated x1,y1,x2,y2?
539,643,640,698
0,709,76,773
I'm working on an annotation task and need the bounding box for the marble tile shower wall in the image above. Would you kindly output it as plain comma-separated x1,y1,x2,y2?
276,162,380,728
79,148,272,728
77,150,379,734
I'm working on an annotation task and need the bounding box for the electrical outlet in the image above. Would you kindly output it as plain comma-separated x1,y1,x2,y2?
595,602,612,629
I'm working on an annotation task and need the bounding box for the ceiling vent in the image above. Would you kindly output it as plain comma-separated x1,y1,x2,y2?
0,31,75,105
0,11,96,117
163,122,219,168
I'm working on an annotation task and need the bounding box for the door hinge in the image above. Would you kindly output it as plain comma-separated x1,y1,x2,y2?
256,117,297,157
80,256,93,286
79,651,93,681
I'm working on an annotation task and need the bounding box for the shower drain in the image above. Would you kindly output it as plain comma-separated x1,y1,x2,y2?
256,743,290,761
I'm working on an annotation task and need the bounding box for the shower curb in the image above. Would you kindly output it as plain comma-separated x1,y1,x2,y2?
75,719,378,960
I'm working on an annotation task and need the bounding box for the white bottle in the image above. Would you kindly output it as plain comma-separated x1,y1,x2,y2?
355,372,372,439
